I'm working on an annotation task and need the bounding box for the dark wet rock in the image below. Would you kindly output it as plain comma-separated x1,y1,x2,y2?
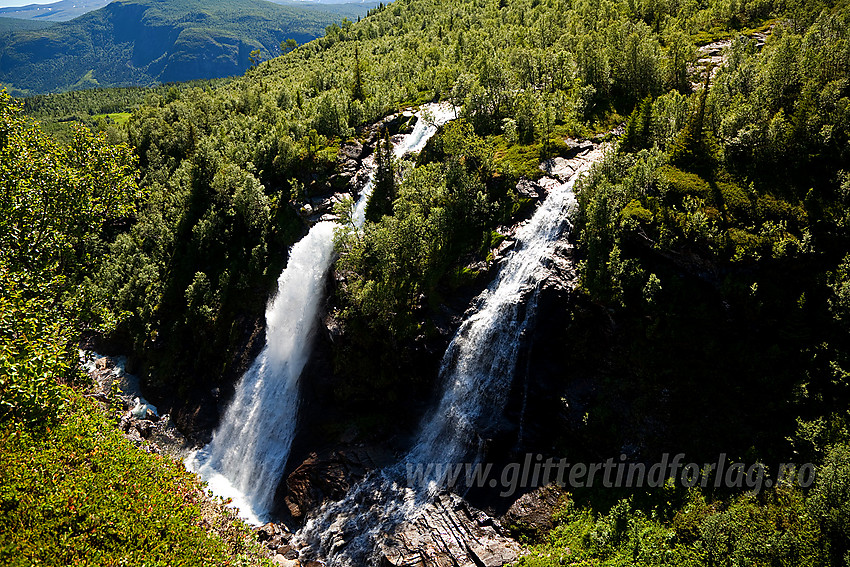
82,352,195,457
304,192,348,224
340,140,365,162
516,178,541,199
381,111,418,136
280,449,392,520
563,137,594,155
257,522,277,542
502,485,564,540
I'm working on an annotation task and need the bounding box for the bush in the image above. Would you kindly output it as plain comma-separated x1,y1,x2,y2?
0,391,265,566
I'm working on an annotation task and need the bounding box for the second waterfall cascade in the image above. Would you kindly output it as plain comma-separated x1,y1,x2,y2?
295,145,605,566
186,103,457,524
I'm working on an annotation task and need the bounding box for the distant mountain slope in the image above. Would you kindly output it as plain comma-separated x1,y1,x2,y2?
0,0,374,94
0,0,370,22
0,16,55,32
0,0,111,22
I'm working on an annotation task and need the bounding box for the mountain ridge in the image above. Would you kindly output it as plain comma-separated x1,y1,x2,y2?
0,0,374,94
0,0,111,22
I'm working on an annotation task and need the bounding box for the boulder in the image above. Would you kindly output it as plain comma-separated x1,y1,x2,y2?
502,485,564,539
282,450,375,519
516,178,541,199
272,555,299,567
381,112,418,136
539,157,575,182
563,138,594,154
340,140,365,161
257,522,276,542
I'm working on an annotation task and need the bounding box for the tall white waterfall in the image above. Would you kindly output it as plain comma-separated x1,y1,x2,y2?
184,221,337,524
295,146,604,566
186,103,456,524
407,148,602,478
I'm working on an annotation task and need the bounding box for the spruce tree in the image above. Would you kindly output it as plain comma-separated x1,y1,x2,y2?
620,96,653,153
352,44,365,102
668,79,719,173
365,129,395,222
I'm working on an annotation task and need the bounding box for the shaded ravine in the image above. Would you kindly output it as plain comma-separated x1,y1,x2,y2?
294,145,605,566
185,103,456,524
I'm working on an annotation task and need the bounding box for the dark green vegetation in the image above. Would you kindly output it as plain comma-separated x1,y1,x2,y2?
0,0,374,95
0,90,267,565
21,79,229,141
528,2,850,565
0,16,55,32
517,448,850,567
571,0,850,484
3,0,850,562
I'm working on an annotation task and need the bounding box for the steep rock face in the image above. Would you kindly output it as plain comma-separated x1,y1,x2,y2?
165,312,269,447
377,493,521,567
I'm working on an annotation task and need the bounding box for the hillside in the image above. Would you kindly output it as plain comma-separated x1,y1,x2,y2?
0,0,368,21
0,0,374,94
0,16,55,32
0,0,111,22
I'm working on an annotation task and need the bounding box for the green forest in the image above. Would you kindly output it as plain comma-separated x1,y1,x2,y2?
2,0,850,564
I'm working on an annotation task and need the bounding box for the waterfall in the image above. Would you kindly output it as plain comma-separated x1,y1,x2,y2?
295,146,604,566
184,222,337,524
406,150,601,480
185,103,456,525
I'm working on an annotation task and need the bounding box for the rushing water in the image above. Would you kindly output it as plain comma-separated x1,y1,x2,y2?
406,149,601,479
185,103,456,524
295,146,604,565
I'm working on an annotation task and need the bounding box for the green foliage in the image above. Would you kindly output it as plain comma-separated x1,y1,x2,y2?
334,121,498,398
668,87,720,175
517,480,846,567
20,80,229,136
619,96,653,153
0,268,74,425
0,16,54,33
0,87,265,566
520,442,850,567
351,43,365,102
0,92,139,278
0,391,266,566
567,10,850,547
0,89,140,424
6,0,849,562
